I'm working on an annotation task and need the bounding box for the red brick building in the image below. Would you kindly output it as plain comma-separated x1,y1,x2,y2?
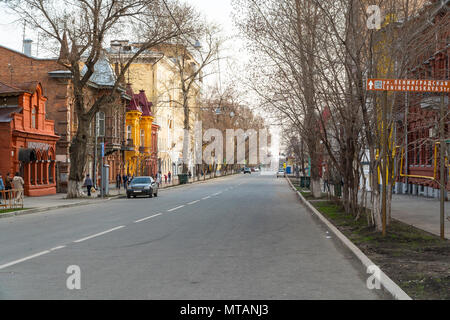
0,44,129,193
396,0,449,197
0,81,59,196
0,44,73,192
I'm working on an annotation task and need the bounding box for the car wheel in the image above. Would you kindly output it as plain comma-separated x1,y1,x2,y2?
127,194,131,198
154,191,158,197
149,191,153,198
133,195,136,198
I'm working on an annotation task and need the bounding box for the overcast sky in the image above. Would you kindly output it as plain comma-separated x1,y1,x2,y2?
0,0,242,83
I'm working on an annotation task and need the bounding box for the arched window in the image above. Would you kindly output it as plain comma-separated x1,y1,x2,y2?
31,107,36,129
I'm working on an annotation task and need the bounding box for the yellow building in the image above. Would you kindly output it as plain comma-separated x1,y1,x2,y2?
124,85,157,176
108,40,201,177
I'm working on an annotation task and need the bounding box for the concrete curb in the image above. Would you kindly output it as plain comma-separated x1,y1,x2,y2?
285,177,412,300
0,195,121,219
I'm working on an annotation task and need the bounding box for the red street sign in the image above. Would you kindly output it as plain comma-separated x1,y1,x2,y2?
367,79,450,93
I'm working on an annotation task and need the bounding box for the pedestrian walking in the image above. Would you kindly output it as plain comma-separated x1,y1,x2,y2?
122,173,128,189
12,172,24,202
164,174,167,184
168,171,172,183
85,174,93,197
156,171,162,186
116,173,121,190
0,174,4,204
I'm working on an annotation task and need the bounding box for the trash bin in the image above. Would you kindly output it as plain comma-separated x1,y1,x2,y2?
178,173,189,185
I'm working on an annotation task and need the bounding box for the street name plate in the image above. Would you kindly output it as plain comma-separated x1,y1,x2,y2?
366,79,450,92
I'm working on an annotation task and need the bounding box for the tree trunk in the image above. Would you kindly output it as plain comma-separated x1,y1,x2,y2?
182,98,190,174
370,169,383,231
67,118,90,198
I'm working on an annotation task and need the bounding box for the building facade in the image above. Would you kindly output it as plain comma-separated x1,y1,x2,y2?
124,85,159,177
0,81,59,196
396,0,449,197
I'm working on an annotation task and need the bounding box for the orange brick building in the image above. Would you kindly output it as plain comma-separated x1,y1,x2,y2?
0,81,59,196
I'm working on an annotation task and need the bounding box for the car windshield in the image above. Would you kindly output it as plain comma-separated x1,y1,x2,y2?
131,177,152,184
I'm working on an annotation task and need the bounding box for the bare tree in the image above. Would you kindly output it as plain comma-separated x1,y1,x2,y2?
7,0,197,197
157,21,223,175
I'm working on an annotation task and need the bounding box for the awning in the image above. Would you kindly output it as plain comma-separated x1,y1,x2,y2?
19,148,37,163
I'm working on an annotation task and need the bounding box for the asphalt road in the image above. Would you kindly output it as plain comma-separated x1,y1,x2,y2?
0,173,385,299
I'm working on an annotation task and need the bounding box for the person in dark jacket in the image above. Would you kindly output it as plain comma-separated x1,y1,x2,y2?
122,174,128,189
85,174,93,197
4,173,12,200
116,173,121,190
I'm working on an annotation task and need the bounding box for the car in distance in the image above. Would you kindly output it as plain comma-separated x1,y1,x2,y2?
276,169,285,178
243,167,251,174
127,176,158,198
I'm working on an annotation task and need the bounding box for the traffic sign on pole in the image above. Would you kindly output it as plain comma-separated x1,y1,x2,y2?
367,79,450,92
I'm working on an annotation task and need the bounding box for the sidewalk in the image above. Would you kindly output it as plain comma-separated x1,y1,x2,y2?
390,194,450,239
298,176,450,239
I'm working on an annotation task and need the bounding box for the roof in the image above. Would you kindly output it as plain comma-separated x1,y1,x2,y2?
126,84,153,116
0,82,24,96
0,105,22,122
0,81,42,97
81,56,117,88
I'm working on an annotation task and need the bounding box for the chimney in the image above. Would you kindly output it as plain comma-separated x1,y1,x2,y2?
23,39,32,56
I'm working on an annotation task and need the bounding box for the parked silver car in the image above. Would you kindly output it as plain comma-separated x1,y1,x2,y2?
127,176,158,198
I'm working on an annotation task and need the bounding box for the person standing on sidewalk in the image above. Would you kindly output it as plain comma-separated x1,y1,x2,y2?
0,174,4,204
156,171,162,187
4,173,12,200
168,171,172,183
116,173,121,190
122,173,128,189
84,174,93,197
12,172,24,202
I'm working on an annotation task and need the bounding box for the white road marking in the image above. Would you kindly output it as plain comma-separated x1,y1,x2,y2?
73,226,125,243
212,191,222,196
167,205,185,212
187,200,200,205
202,196,211,200
0,250,50,270
134,213,162,223
50,245,66,251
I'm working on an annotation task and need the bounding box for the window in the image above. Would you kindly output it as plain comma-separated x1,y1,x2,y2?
96,111,105,137
140,129,145,147
31,107,36,129
127,126,132,140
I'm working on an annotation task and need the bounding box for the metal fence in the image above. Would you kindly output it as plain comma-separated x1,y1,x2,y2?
0,189,24,209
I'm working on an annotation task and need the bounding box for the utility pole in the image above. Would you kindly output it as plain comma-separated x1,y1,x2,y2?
439,92,446,240
381,91,388,237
